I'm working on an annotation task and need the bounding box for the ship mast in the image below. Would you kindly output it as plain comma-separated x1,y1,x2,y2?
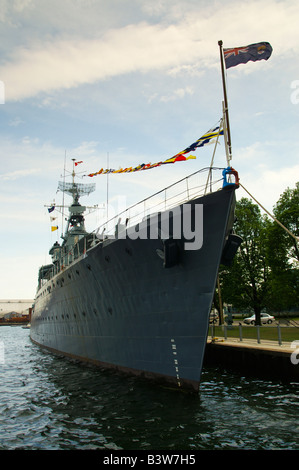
71,158,76,189
216,40,233,327
58,161,96,239
204,41,234,194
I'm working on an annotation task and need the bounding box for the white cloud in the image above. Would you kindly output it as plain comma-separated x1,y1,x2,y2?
8,116,24,126
159,86,194,102
13,0,34,13
1,0,299,300
0,254,43,299
237,163,299,213
2,0,299,102
1,22,202,101
0,168,40,181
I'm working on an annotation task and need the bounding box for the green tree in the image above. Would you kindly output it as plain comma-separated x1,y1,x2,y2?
220,198,270,324
267,182,299,268
265,182,299,312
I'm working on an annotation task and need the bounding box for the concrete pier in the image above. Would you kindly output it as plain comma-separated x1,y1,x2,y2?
204,338,299,382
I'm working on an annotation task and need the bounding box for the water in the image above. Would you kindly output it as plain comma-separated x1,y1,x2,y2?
0,326,298,451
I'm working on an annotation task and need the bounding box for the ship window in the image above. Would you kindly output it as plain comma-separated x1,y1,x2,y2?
125,247,132,256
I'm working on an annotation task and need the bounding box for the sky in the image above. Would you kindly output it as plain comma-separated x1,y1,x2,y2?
0,0,298,299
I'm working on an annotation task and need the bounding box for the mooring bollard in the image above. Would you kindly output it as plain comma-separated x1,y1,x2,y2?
238,323,243,341
277,324,282,346
211,323,215,340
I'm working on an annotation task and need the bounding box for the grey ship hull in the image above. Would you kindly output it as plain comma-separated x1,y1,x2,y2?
31,187,237,391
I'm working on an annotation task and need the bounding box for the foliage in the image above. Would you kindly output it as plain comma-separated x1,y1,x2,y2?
267,182,299,268
219,198,270,321
265,183,299,310
218,183,299,323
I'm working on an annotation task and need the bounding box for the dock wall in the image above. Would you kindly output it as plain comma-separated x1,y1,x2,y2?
204,340,299,382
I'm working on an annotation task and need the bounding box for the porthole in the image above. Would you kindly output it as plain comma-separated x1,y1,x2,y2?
125,247,132,256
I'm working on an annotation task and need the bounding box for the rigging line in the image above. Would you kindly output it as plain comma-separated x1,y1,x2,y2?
239,183,299,243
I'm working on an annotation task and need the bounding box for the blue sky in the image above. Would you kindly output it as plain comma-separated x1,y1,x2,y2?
0,0,298,299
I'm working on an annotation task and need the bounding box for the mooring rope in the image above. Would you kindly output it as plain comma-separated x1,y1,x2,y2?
239,183,298,243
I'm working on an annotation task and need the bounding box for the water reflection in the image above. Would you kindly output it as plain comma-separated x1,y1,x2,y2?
0,326,298,450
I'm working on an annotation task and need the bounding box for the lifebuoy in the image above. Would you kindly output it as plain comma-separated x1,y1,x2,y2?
222,167,240,188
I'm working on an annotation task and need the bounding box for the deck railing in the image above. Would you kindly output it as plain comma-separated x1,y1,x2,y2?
209,323,299,347
94,166,224,239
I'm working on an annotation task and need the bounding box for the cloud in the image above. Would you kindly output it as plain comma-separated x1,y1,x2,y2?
237,163,299,213
1,21,204,101
0,254,44,299
1,0,299,102
4,0,299,103
159,86,194,103
1,0,299,300
8,116,24,126
0,168,40,181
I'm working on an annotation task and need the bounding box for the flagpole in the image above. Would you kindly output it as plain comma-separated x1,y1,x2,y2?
106,152,109,221
62,150,66,236
218,40,232,161
222,101,231,167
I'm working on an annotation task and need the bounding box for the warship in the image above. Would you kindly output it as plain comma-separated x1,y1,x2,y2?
30,40,267,391
30,150,241,391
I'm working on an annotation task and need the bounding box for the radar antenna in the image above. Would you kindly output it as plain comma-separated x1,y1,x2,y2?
58,181,96,198
58,158,95,202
